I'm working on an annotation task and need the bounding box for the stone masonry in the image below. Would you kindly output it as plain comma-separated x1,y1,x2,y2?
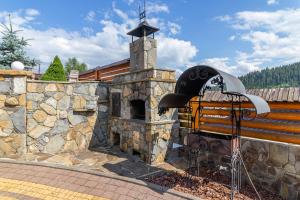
0,70,28,157
129,37,157,71
107,21,179,164
89,83,110,148
26,81,101,154
177,129,300,200
110,69,178,163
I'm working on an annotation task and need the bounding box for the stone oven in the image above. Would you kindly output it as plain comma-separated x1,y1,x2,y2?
108,20,178,164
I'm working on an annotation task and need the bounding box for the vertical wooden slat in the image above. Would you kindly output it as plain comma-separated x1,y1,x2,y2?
217,93,225,101
287,87,295,102
248,89,253,95
211,91,218,101
265,89,272,101
294,87,300,102
262,88,268,100
206,91,213,101
282,88,289,102
214,92,222,102
202,92,209,101
258,89,264,98
277,88,284,102
271,88,280,102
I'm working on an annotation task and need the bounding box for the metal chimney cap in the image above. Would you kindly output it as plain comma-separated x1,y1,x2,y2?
127,20,159,38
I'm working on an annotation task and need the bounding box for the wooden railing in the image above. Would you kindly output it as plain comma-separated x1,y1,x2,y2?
179,99,300,144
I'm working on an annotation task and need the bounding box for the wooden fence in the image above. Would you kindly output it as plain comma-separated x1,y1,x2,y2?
79,59,130,82
179,89,300,145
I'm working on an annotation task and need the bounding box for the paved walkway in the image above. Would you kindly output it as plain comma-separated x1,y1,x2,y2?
4,148,183,179
0,162,196,200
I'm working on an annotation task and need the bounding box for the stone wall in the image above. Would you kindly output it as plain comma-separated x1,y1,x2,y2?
0,70,28,157
26,81,99,154
178,128,300,199
242,139,300,200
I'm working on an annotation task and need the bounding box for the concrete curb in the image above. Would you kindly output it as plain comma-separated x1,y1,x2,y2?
0,159,201,200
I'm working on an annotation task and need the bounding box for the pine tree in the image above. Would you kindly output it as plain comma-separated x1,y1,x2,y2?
41,56,67,81
0,15,38,70
239,62,300,89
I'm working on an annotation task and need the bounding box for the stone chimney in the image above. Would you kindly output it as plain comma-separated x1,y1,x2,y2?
127,21,159,71
109,19,178,165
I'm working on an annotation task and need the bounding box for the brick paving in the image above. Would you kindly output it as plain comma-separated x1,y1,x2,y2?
0,162,196,200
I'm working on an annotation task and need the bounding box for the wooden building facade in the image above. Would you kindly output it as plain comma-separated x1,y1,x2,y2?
179,87,300,144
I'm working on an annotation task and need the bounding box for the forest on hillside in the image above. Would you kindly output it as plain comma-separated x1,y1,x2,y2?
239,62,300,89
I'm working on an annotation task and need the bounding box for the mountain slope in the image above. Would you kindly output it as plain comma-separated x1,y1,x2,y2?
239,62,300,89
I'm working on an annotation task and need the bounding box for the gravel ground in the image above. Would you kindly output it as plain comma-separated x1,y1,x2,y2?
145,169,282,200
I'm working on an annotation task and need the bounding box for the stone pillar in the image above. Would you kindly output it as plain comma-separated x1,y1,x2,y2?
129,37,157,71
89,83,110,147
0,70,30,158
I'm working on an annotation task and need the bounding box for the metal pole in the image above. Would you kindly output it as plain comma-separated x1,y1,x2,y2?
230,95,242,200
144,0,146,19
230,96,235,200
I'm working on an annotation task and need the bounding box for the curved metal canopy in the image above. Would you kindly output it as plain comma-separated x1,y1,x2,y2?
158,65,270,115
175,65,246,95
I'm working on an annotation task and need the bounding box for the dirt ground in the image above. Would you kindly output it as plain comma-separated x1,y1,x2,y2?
145,169,283,200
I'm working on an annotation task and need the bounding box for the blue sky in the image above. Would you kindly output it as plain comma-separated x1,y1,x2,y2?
0,0,300,75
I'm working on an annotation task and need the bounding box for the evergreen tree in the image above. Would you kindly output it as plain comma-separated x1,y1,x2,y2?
65,57,87,74
41,56,67,81
0,15,38,70
239,62,300,89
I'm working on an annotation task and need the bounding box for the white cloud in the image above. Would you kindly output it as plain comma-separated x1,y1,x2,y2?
0,4,197,73
229,35,236,41
233,9,300,61
168,22,181,35
0,9,40,29
267,0,279,5
82,27,94,36
215,8,300,75
215,15,231,22
200,57,234,73
234,52,262,73
125,0,135,5
157,36,197,68
147,2,169,14
199,55,260,76
85,11,96,22
25,9,39,17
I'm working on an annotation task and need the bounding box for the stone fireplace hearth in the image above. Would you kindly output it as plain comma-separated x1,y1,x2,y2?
108,20,178,164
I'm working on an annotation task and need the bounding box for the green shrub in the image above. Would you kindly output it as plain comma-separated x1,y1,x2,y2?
0,65,9,69
41,56,67,81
